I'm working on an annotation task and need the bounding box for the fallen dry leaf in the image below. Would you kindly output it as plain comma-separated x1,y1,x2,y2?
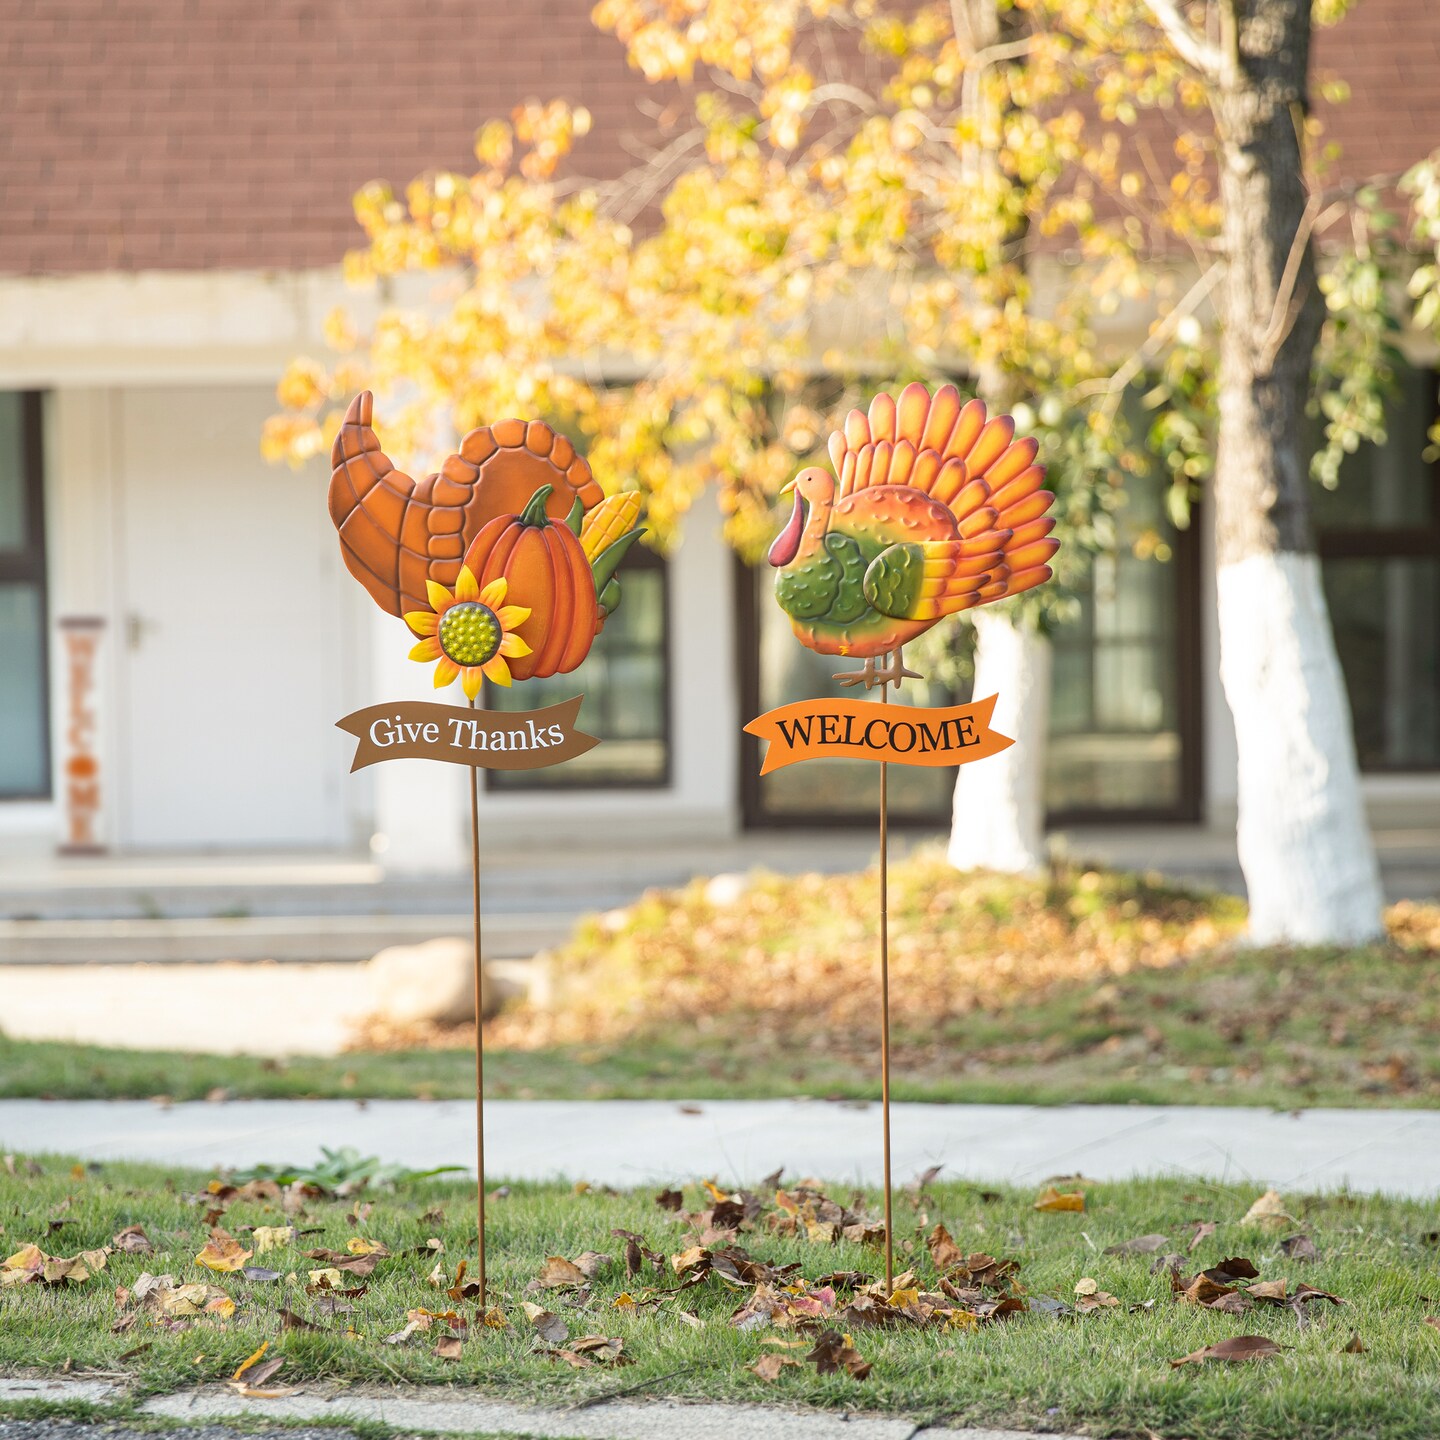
1073,1277,1120,1312
432,1334,464,1360
655,1188,684,1211
1241,1190,1297,1229
1171,1335,1285,1367
927,1222,963,1272
1185,1219,1217,1251
1034,1187,1085,1213
1248,1278,1290,1303
523,1302,569,1346
231,1342,282,1385
196,1228,252,1274
806,1329,871,1380
1104,1234,1169,1256
751,1352,800,1381
112,1225,153,1255
538,1255,589,1289
1280,1234,1318,1262
3,1244,109,1287
251,1226,294,1255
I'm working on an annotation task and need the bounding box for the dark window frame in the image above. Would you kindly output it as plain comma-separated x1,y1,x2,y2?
0,391,50,802
482,542,674,792
1316,367,1440,774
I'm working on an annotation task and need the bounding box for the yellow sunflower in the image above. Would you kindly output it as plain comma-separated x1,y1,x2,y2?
404,569,532,698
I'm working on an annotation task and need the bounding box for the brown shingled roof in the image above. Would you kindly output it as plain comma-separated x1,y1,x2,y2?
1,0,1437,277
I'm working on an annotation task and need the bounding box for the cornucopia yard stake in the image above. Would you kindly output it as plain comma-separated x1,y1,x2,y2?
746,382,1059,1291
330,392,644,1306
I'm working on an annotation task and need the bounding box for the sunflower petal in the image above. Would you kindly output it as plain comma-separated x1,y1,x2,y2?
408,637,443,662
433,658,460,689
479,577,508,609
455,566,480,602
499,632,532,657
461,666,483,701
496,605,531,628
482,656,512,688
425,580,453,612
405,610,440,637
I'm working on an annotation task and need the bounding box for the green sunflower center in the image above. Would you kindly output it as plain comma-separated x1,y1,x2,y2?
438,601,502,667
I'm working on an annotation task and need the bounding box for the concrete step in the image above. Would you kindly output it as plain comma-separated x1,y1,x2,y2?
0,912,574,965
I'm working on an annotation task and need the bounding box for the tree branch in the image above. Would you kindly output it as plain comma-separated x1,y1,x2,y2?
1143,0,1225,79
1076,262,1224,410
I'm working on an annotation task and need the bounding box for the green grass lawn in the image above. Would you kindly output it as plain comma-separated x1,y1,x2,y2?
3,857,1437,1109
2,1156,1440,1438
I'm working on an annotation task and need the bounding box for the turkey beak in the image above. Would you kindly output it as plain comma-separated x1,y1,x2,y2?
768,484,807,567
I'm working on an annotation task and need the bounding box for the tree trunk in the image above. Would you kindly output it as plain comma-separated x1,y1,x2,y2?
1211,0,1383,943
948,608,1052,873
945,0,1054,876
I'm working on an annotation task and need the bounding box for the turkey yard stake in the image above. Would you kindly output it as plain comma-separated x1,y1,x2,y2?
750,381,1061,1297
328,391,645,1320
468,696,487,1305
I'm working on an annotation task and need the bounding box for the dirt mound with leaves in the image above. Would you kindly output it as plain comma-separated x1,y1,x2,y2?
353,853,1246,1060
484,853,1246,1053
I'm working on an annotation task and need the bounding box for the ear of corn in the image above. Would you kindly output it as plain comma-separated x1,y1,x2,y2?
580,491,643,561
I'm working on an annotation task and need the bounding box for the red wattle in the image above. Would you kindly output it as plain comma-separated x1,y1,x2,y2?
768,491,806,567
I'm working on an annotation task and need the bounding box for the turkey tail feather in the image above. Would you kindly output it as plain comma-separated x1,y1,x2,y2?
329,391,421,617
328,391,604,618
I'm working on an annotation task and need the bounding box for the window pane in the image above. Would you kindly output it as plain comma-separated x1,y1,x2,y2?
0,582,48,796
753,568,958,821
1312,365,1437,530
1046,429,1184,813
1323,556,1440,769
0,392,27,552
486,564,669,788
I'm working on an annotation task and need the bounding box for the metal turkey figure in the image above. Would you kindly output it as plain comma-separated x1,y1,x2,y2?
767,381,1059,686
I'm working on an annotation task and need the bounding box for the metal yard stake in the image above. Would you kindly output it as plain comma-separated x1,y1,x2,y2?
753,380,1061,1299
329,390,643,1321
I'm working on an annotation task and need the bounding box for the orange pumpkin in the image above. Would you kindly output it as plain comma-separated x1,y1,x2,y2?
462,483,599,680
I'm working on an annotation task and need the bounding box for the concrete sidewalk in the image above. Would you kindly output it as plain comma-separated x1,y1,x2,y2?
2,1097,1436,1196
0,1379,1078,1440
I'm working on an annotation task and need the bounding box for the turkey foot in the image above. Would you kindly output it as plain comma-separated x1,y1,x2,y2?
833,649,924,689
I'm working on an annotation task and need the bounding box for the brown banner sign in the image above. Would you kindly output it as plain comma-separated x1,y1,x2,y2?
337,695,598,772
745,695,1012,776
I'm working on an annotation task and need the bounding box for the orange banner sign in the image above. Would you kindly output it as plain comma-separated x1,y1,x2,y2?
337,695,598,772
745,695,1012,776
58,616,108,854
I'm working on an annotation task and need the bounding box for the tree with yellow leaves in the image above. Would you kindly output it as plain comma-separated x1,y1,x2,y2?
270,0,1435,944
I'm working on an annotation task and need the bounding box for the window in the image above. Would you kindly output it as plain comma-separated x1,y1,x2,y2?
1046,441,1202,820
0,392,49,799
1315,364,1440,771
484,545,671,789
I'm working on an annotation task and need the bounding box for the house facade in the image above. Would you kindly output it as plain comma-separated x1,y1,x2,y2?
2,0,1437,867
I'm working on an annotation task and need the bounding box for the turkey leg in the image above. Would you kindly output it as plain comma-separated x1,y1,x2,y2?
833,647,923,689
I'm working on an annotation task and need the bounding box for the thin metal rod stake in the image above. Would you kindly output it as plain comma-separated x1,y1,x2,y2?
879,675,893,1295
468,697,487,1310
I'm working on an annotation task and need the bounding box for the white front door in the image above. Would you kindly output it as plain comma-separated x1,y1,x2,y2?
116,385,350,849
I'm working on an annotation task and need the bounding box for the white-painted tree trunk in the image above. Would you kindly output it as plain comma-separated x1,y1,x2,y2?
1217,551,1384,945
947,608,1051,874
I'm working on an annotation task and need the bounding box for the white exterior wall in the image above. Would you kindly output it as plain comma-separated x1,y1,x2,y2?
0,268,742,861
0,264,1437,856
